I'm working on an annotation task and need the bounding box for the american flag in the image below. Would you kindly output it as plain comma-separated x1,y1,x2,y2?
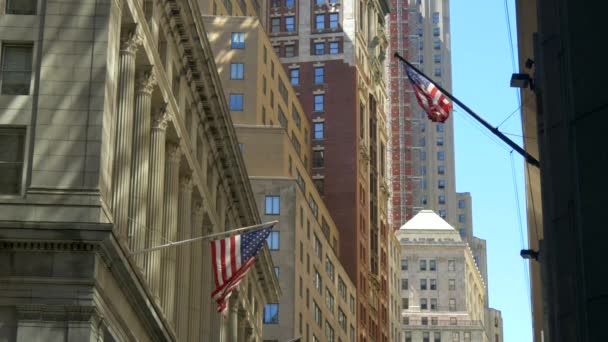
211,224,274,313
404,63,452,123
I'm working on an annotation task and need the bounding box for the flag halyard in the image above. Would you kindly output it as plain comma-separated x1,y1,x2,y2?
210,223,274,314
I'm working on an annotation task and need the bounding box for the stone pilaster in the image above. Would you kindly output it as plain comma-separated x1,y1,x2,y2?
144,106,169,297
128,68,156,268
200,218,215,340
160,143,181,324
174,175,193,339
111,27,142,241
188,202,205,341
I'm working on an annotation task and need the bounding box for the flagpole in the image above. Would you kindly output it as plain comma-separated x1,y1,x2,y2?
130,220,278,255
393,52,540,168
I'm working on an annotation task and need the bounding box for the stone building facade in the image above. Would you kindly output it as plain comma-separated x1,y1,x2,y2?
0,0,279,340
396,210,488,342
204,15,358,342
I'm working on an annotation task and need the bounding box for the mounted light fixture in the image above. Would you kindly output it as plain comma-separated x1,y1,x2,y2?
520,249,539,261
510,73,534,90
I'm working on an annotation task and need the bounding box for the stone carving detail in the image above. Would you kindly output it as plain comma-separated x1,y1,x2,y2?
120,27,143,54
152,104,170,130
136,68,157,95
166,143,182,163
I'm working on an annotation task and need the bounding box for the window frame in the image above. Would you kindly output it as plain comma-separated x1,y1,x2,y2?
229,93,244,111
230,32,245,49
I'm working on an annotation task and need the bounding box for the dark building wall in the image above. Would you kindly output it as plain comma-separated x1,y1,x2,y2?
533,1,608,341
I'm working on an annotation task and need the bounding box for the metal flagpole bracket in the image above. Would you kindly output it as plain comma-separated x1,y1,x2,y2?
130,220,279,255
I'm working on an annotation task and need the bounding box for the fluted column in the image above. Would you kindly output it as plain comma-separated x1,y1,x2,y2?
229,296,239,342
160,143,181,324
175,175,193,339
112,28,142,240
188,202,205,341
144,106,169,297
128,68,156,267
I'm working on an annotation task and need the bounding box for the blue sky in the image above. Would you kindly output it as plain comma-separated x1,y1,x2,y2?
450,1,533,341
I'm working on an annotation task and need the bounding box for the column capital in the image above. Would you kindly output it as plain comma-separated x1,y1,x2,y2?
166,143,182,164
193,201,205,219
120,26,143,55
152,104,170,130
136,67,157,95
179,175,193,193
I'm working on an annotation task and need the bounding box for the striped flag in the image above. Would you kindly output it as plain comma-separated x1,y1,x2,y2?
404,63,452,123
210,224,274,313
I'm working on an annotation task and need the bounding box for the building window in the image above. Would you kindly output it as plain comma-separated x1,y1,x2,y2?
420,122,426,132
437,137,444,146
314,42,325,55
430,279,437,290
313,301,323,327
459,228,467,237
231,32,245,48
6,0,36,14
434,68,442,77
438,195,446,204
229,94,244,111
438,165,445,174
434,40,441,50
325,321,335,342
405,332,412,342
325,258,335,281
274,266,280,277
230,63,244,80
313,150,324,168
433,12,440,24
325,288,335,313
0,128,26,194
437,151,445,160
314,94,324,111
420,298,428,310
315,14,325,30
449,279,456,290
264,304,279,324
449,298,456,311
314,122,324,139
430,298,438,311
434,54,441,63
458,199,466,208
329,13,339,28
430,260,436,271
420,279,427,290
459,214,465,223
439,209,446,218
266,231,280,250
422,318,428,326
329,42,339,54
420,260,427,271
437,123,444,132
401,278,408,290
286,0,295,7
271,18,281,32
1,44,33,95
438,180,446,189
401,259,408,270
448,259,456,271
417,27,423,37
433,27,440,36
285,16,295,32
338,308,347,331
314,234,323,259
314,269,323,292
265,195,280,215
285,45,295,57
271,0,281,7
314,66,325,83
420,151,426,161
401,298,409,310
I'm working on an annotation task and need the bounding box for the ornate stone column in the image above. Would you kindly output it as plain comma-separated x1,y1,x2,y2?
188,201,205,341
144,106,169,297
200,217,215,340
174,175,193,339
160,143,181,324
128,68,156,268
111,28,142,241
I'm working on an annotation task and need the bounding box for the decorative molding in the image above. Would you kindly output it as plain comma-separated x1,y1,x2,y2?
120,25,143,55
152,104,170,130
